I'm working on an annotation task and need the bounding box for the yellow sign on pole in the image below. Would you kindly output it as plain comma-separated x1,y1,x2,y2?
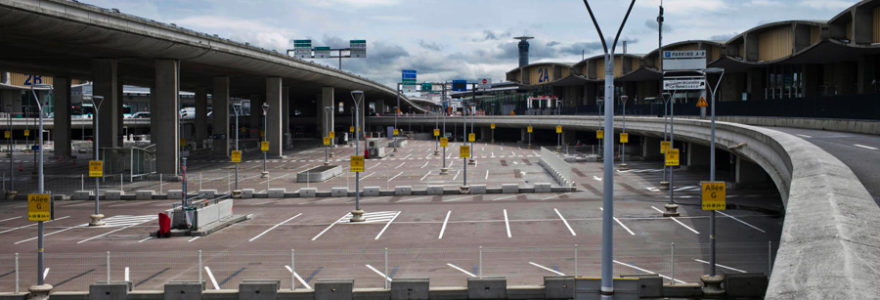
596,130,604,139
89,160,103,177
241,127,247,133
556,126,562,133
350,156,364,172
665,148,680,166
329,131,335,138
660,141,671,154
433,129,440,137
350,126,355,133
261,141,269,151
393,129,399,136
468,133,475,142
231,150,242,163
620,133,629,144
3,131,9,138
490,123,496,129
527,126,533,133
180,138,186,146
27,193,51,221
260,130,265,138
460,145,470,158
701,181,727,210
323,137,331,146
440,137,448,147
23,129,29,137
696,96,708,108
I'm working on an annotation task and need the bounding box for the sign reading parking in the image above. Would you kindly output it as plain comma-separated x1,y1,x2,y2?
89,160,103,177
527,126,533,133
329,131,335,138
323,137,331,145
556,126,562,133
490,123,495,129
701,181,726,210
663,50,706,71
28,193,51,221
350,156,364,172
393,129,399,136
665,148,680,166
459,145,470,158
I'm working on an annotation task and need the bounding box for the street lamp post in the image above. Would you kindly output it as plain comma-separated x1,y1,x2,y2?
440,83,448,175
262,102,269,177
324,106,331,166
393,83,400,154
704,67,725,281
665,88,679,217
87,96,105,226
434,107,439,156
233,103,241,191
28,83,52,299
582,1,637,299
350,91,365,222
619,95,628,169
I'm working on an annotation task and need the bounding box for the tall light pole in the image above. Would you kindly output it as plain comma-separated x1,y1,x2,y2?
705,67,725,278
434,107,439,156
87,95,105,226
665,87,679,217
233,103,241,191
440,82,448,175
350,91,365,222
324,106,331,166
393,83,400,154
262,102,269,177
582,1,637,299
28,83,51,298
619,94,628,169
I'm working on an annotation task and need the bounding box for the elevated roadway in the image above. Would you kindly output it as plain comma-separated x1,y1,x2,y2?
369,115,880,299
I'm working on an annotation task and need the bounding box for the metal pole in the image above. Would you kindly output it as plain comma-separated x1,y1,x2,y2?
671,242,675,285
394,83,400,153
324,107,329,165
442,83,447,173
384,248,389,289
263,105,268,176
659,1,667,185
234,104,239,190
291,249,295,290
15,252,19,294
478,245,483,278
198,250,203,283
9,111,13,193
106,251,110,282
708,69,724,277
93,98,101,218
181,157,187,208
463,99,467,187
574,244,578,277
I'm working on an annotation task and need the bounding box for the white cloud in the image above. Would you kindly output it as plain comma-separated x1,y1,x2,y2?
312,0,401,7
800,0,852,10
636,0,727,14
746,0,784,7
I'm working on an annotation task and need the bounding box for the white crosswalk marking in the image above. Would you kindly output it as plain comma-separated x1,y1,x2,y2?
337,211,400,224
84,215,157,228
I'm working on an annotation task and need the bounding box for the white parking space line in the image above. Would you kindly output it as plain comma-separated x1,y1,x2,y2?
443,195,471,202
854,144,878,151
395,162,406,169
187,236,201,243
368,163,382,170
452,170,461,181
312,215,348,241
593,176,602,181
77,225,134,244
397,196,430,203
0,216,21,223
249,213,303,242
693,259,747,273
599,207,635,236
529,262,565,276
361,172,376,180
650,206,700,235
284,265,312,289
438,211,451,239
204,266,220,290
137,236,152,243
43,268,49,280
554,208,576,236
387,171,404,182
613,260,685,284
0,216,69,234
125,267,130,282
448,160,455,168
420,170,432,181
503,209,512,238
420,161,429,168
15,224,84,244
493,195,516,201
374,211,401,240
365,264,392,282
796,134,812,138
716,211,766,233
446,263,476,278
484,170,489,180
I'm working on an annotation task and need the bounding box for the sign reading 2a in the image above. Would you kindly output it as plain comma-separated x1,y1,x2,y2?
536,67,550,83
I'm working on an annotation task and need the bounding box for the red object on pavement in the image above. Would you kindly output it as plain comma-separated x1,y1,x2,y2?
157,212,171,238
364,148,369,159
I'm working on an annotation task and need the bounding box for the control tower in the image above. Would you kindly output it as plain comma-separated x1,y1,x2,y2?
514,36,533,67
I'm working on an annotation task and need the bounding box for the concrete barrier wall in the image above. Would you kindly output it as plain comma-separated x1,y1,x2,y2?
369,115,880,299
538,147,575,189
195,200,233,230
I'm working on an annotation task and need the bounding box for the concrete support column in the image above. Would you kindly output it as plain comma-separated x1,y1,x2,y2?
152,59,180,176
212,77,230,157
266,77,283,157
520,128,527,143
194,89,208,148
687,142,710,170
480,126,490,142
282,86,292,150
735,156,770,188
250,95,262,139
92,59,121,149
642,136,661,160
53,77,72,159
318,87,335,137
375,98,386,114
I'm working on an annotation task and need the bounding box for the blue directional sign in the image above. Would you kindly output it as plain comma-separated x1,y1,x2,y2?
401,70,417,85
452,80,468,91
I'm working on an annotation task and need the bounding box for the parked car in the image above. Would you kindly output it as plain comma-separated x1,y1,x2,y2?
132,112,151,118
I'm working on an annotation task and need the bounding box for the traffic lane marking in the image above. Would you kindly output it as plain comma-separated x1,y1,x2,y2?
692,258,747,273
613,260,686,284
598,207,635,236
650,206,700,235
249,213,303,242
716,210,766,234
854,144,878,151
529,261,565,276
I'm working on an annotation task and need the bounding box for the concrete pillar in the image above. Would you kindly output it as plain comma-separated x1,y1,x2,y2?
282,86,292,150
249,95,262,139
735,156,770,188
266,77,283,158
687,142,710,170
92,59,121,149
152,59,180,176
520,128,527,143
53,77,72,159
194,89,208,148
211,77,229,157
642,136,661,160
318,87,335,137
375,98,386,114
480,126,490,142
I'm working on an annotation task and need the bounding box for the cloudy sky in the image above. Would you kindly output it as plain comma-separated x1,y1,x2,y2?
82,0,852,87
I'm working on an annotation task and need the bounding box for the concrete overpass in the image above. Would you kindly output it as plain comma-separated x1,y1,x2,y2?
0,0,425,175
368,115,880,299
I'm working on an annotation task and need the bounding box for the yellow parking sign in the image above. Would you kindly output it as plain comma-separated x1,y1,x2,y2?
350,156,364,172
620,133,629,144
23,129,29,137
3,131,9,138
556,126,562,133
323,137,331,145
596,130,604,139
460,145,470,158
527,126,533,133
665,148,680,166
329,131,335,138
231,150,242,163
27,193,51,221
490,123,495,129
660,141,671,154
433,129,440,137
393,128,399,136
89,160,103,177
350,126,355,133
440,137,448,147
261,141,269,152
701,181,726,210
468,133,475,142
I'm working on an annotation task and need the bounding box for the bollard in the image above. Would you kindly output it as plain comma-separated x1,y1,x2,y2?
671,242,675,285
291,249,295,290
106,251,111,282
198,250,203,283
199,173,202,191
81,174,84,190
574,244,578,277
267,174,270,191
479,246,483,278
384,248,389,289
159,174,163,194
120,174,123,194
15,252,19,294
227,172,231,194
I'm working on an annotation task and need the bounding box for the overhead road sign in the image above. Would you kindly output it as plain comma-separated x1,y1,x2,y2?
314,46,331,58
402,70,417,85
701,181,726,210
292,39,312,59
664,77,706,91
350,40,367,58
452,80,468,92
421,83,432,92
663,50,706,71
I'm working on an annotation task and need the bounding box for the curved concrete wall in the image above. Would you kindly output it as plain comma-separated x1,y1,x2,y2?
370,115,880,299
